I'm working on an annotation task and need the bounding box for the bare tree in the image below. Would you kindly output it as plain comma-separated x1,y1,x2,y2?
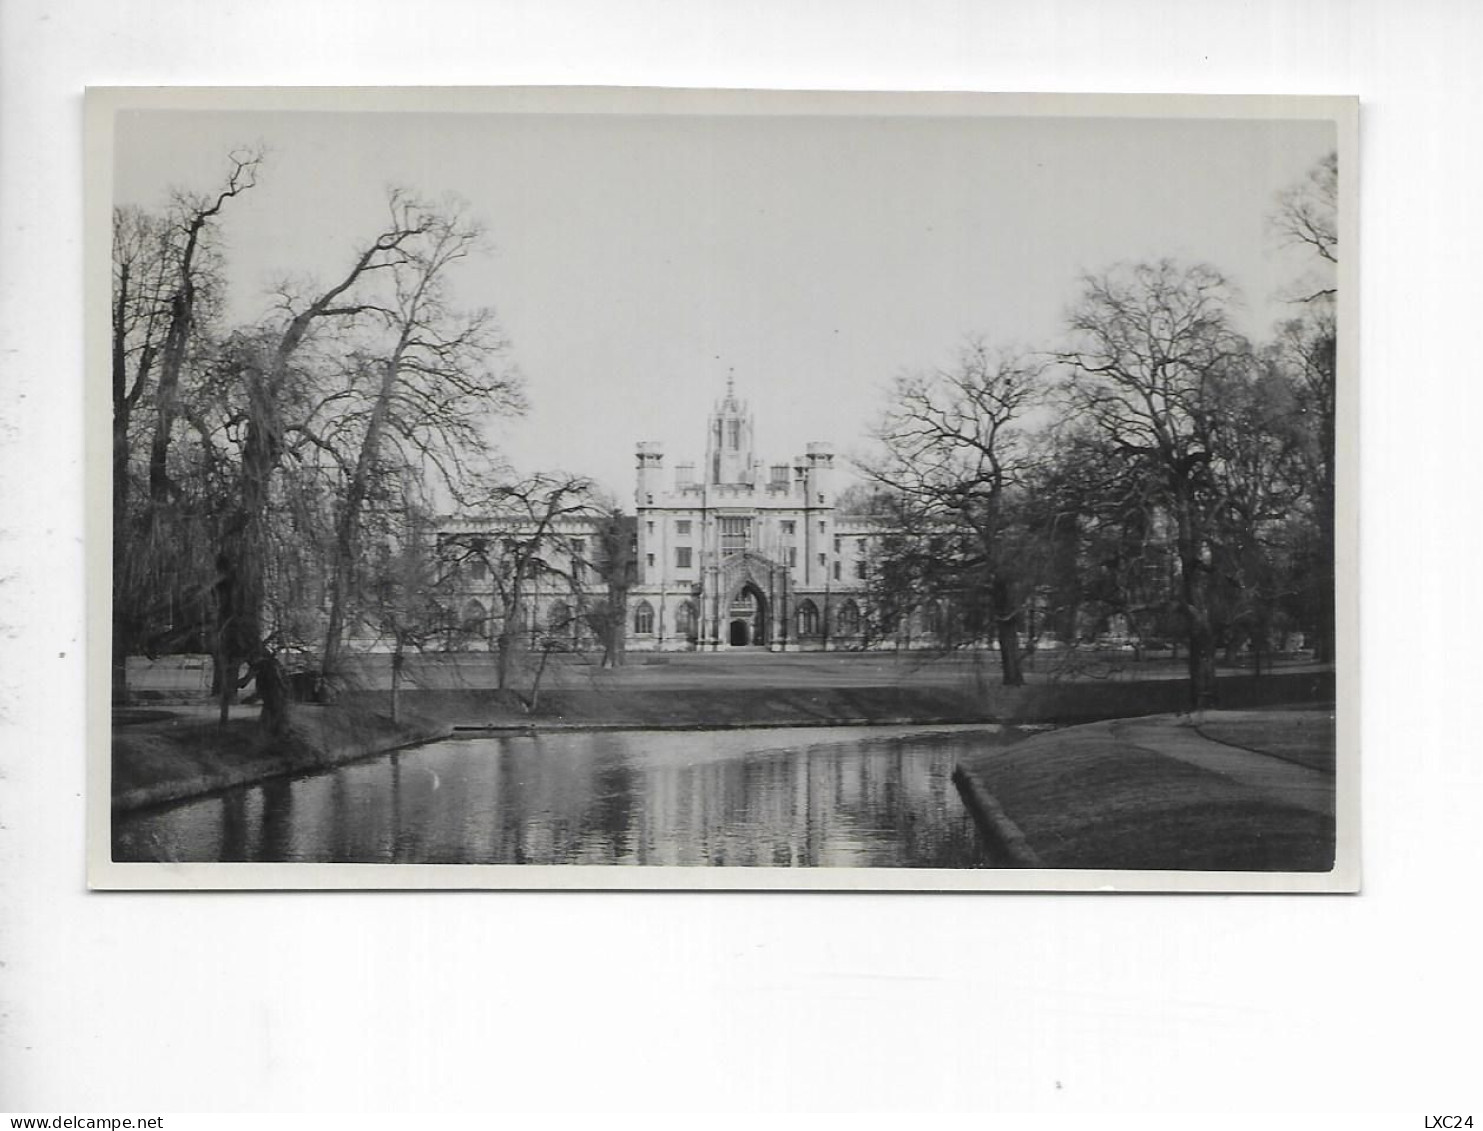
110,150,262,703
1272,150,1338,299
864,339,1046,685
212,199,442,731
363,510,460,723
575,510,636,669
146,149,262,510
111,205,176,699
1203,356,1310,671
310,195,525,682
1060,260,1253,707
442,473,597,692
1023,423,1181,661
1270,150,1339,663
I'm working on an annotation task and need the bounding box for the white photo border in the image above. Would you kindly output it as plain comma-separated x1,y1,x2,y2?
85,86,1360,893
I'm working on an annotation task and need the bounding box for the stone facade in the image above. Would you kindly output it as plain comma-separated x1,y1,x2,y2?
439,378,881,654
629,378,874,651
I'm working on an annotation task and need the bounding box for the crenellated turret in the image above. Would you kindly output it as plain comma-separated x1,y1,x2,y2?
804,442,835,507
636,442,664,506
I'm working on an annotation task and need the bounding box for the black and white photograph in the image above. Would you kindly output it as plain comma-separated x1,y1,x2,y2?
90,88,1356,890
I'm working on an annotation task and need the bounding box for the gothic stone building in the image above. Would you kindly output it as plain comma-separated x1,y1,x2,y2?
438,381,880,653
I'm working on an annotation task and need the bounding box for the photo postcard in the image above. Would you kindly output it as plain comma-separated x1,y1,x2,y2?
87,87,1358,891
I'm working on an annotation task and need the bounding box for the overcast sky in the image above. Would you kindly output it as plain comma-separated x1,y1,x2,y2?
115,106,1334,502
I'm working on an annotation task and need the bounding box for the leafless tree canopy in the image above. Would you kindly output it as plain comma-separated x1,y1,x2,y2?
859,151,1340,704
111,153,576,732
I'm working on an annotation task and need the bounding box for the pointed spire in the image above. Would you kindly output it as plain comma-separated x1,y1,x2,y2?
726,366,736,399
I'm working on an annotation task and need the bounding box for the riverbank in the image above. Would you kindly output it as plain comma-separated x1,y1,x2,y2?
112,704,451,811
111,664,1333,813
340,669,1332,730
953,705,1337,872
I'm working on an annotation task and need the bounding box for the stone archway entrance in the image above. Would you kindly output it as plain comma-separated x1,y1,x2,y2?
727,582,768,648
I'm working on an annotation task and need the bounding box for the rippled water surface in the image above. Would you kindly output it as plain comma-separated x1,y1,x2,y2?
113,725,1010,867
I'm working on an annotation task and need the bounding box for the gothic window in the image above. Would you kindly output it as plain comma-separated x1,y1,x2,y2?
787,547,798,568
833,535,841,553
838,600,860,635
771,465,788,486
728,420,740,449
675,547,692,569
634,601,655,634
796,599,820,637
855,559,866,580
833,560,841,581
781,520,795,536
676,520,691,536
720,516,750,553
676,600,697,639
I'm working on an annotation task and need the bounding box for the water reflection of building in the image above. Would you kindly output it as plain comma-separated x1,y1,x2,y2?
112,730,987,867
440,375,885,652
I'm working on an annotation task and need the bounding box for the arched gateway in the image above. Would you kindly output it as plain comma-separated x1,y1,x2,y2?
728,581,768,647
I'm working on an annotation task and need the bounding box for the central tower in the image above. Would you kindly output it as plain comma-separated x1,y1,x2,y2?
705,370,756,486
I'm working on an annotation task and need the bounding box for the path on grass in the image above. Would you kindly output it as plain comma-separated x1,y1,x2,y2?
953,707,1338,870
1110,715,1336,818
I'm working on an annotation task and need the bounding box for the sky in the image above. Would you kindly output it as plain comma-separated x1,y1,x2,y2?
114,105,1335,503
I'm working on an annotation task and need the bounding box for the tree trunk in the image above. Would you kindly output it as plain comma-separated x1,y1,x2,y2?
496,629,514,690
216,655,235,727
218,415,281,734
1185,627,1217,708
390,650,403,723
323,356,402,677
526,645,553,713
322,556,352,683
1179,575,1218,708
255,653,290,738
606,589,628,668
992,578,1025,686
996,617,1024,686
148,289,192,507
1170,482,1219,709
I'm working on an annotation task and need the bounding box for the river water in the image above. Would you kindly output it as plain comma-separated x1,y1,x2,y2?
112,725,1013,867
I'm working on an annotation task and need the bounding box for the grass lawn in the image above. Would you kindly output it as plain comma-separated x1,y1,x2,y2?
963,726,1335,871
112,703,446,807
1195,710,1337,774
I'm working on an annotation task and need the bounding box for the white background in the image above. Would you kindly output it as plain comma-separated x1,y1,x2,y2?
1,0,1479,1115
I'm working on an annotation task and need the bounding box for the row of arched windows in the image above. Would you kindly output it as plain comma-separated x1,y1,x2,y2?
794,598,862,637
462,596,866,641
632,600,699,637
629,598,864,638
